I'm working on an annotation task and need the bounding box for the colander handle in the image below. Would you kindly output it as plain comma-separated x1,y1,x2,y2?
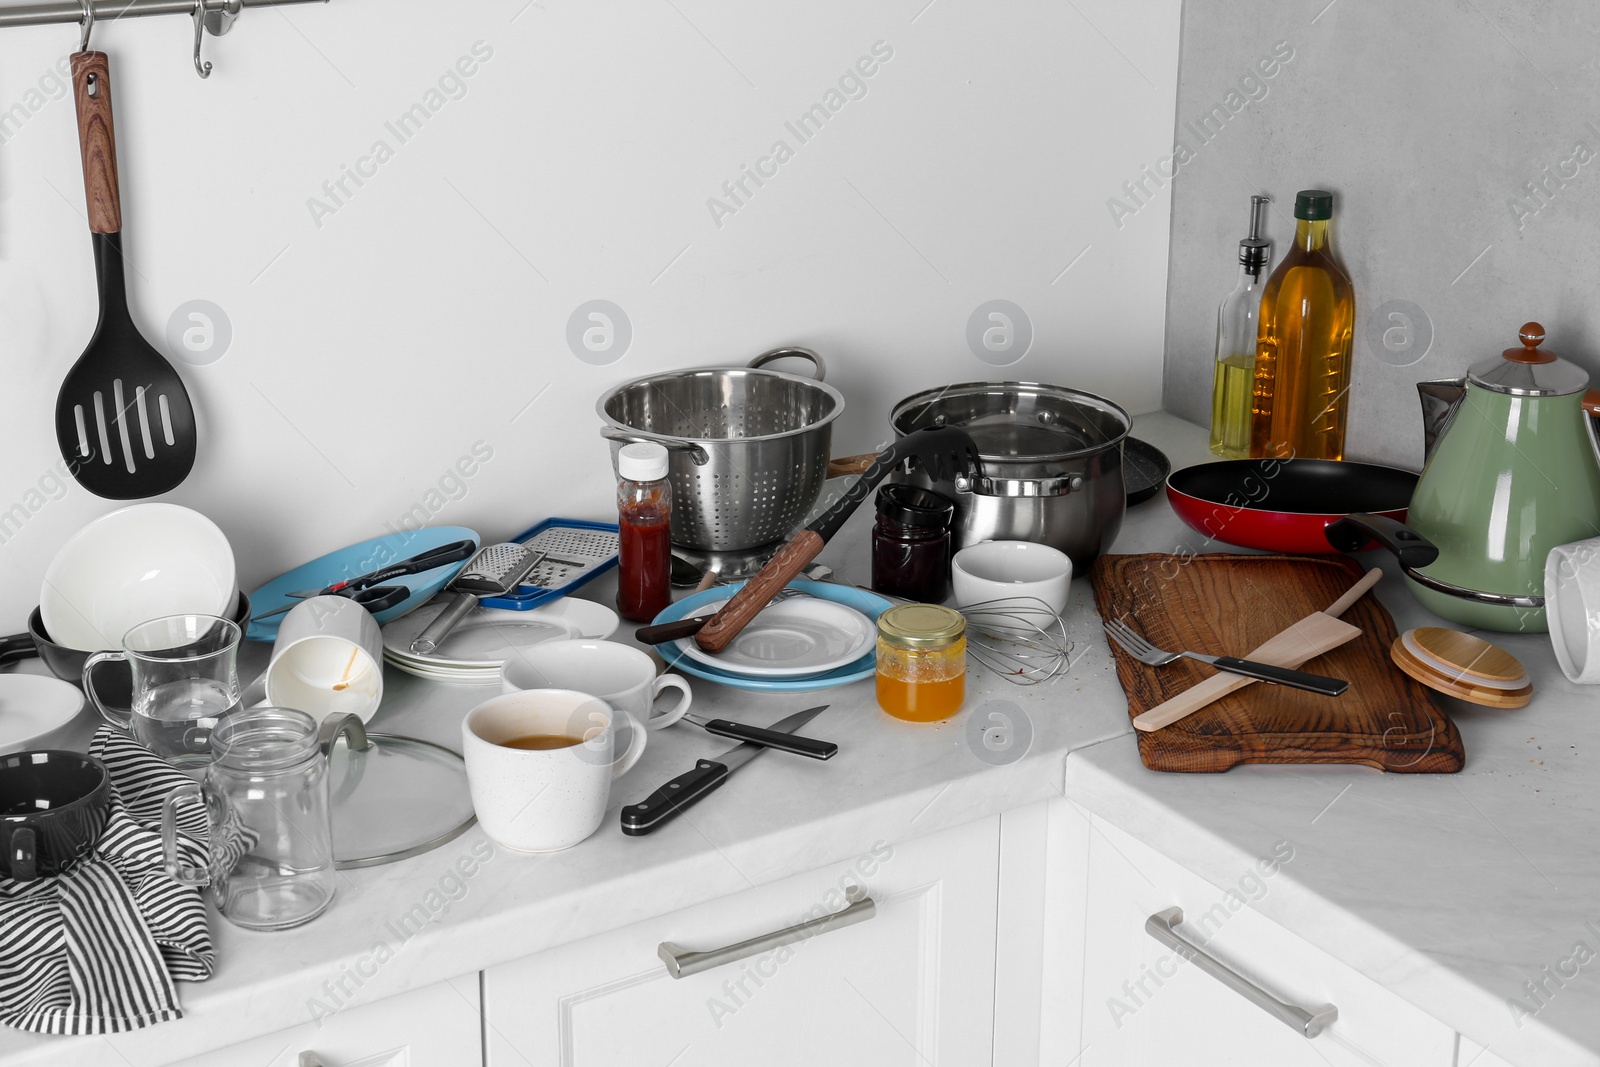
601,430,709,466
748,347,825,381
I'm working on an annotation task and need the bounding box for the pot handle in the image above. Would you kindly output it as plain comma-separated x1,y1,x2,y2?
600,429,709,466
0,632,38,667
1324,513,1440,569
748,347,825,381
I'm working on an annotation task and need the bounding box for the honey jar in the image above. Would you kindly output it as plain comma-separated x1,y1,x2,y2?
875,604,966,722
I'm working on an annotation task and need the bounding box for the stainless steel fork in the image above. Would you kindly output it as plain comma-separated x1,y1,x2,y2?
1102,618,1348,697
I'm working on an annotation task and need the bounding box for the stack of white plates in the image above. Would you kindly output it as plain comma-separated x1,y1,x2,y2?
381,599,619,683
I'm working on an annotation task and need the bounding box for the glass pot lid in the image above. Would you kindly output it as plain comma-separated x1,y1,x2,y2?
889,382,1131,462
329,731,474,869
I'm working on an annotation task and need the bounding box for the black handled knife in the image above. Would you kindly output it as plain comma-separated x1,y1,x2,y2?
621,704,830,836
681,712,837,760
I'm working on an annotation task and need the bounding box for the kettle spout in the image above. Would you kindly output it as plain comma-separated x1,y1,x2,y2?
1418,378,1467,462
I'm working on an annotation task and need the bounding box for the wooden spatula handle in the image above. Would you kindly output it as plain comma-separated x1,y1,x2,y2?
694,530,824,653
71,51,121,235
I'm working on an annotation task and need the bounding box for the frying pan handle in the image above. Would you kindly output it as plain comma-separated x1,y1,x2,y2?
695,531,825,654
0,632,40,668
749,347,825,381
1324,514,1440,569
71,52,122,236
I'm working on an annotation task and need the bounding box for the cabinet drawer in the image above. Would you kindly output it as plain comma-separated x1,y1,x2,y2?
1077,815,1456,1067
163,977,483,1067
483,817,999,1067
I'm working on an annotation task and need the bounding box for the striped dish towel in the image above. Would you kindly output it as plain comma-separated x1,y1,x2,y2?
0,728,215,1036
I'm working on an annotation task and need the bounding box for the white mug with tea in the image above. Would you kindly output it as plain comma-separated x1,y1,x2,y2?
462,689,646,852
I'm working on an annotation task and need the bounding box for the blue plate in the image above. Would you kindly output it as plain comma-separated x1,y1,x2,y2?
246,526,479,642
651,579,892,693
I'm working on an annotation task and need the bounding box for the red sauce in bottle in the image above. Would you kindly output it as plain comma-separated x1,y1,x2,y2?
616,443,674,623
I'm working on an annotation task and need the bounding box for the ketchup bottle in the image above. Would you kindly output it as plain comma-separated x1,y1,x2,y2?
616,442,673,622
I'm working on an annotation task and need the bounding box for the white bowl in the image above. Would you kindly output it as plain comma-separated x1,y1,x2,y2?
1546,537,1600,684
41,504,237,652
952,540,1072,617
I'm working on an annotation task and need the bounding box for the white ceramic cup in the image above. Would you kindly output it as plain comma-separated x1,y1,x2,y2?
257,596,385,723
499,640,691,730
1545,537,1600,683
952,540,1073,618
462,689,646,852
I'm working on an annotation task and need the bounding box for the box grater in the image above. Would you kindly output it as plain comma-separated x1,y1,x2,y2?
479,519,621,610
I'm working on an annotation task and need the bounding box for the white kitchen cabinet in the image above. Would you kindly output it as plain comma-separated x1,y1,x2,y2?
1072,814,1457,1067
1457,1037,1519,1067
481,816,999,1067
162,977,483,1067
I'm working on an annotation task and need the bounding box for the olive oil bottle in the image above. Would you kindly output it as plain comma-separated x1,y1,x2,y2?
1250,189,1355,460
1209,195,1271,457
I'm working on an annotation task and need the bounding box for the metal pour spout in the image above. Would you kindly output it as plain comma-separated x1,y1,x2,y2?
1417,378,1467,461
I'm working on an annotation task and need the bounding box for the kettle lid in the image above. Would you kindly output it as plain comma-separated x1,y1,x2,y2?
1468,322,1591,397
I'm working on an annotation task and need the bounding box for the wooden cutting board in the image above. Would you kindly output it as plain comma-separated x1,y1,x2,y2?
1090,553,1464,774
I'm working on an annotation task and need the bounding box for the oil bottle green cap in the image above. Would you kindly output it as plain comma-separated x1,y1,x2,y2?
1294,190,1334,221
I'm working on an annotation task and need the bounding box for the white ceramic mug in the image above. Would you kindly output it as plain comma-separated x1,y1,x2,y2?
1545,537,1600,683
251,596,385,723
462,689,646,852
499,640,690,730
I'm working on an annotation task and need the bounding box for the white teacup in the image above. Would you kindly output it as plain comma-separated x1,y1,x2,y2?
500,640,690,730
253,596,385,723
1546,537,1600,683
462,689,646,853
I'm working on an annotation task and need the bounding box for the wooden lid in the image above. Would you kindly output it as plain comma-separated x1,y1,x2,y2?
1390,630,1531,709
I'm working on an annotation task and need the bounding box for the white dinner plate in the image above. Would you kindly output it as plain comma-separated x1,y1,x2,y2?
382,598,619,671
675,597,875,678
0,675,87,755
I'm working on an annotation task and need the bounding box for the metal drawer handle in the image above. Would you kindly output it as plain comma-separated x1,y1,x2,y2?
297,1054,325,1067
1144,907,1337,1039
659,885,876,979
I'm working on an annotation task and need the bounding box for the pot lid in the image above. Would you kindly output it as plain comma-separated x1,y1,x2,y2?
1469,322,1590,397
889,382,1131,462
329,731,475,869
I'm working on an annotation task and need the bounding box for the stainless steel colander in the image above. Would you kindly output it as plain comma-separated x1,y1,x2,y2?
597,349,845,551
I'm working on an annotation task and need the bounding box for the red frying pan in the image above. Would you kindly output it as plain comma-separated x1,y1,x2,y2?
1166,459,1418,553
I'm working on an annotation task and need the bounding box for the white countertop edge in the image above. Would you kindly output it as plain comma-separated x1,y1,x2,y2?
1064,739,1600,1067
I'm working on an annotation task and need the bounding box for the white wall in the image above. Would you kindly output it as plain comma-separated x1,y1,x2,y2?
0,0,1179,630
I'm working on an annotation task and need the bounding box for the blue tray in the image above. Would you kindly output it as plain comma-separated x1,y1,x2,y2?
651,579,891,693
246,526,479,642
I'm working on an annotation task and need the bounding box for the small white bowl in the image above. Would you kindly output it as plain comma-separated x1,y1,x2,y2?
41,503,237,652
952,540,1072,617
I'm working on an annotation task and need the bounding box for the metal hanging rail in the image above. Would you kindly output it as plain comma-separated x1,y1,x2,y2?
0,0,329,77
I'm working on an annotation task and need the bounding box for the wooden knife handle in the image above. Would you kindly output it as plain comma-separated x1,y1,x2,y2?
72,51,122,235
694,530,824,653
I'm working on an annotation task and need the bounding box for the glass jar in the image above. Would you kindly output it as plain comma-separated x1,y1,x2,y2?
875,604,966,722
871,483,955,603
161,707,348,931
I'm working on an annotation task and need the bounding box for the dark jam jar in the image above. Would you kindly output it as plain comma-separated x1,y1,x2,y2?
871,483,956,603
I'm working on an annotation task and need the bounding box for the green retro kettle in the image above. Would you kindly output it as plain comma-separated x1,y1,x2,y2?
1402,322,1600,631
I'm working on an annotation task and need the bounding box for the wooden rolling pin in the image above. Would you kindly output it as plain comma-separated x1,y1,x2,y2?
1131,567,1383,733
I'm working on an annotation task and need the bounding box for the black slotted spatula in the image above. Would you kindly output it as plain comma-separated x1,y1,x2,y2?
56,51,196,499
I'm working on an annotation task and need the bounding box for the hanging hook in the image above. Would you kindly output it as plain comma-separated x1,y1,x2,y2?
191,0,212,78
77,0,94,52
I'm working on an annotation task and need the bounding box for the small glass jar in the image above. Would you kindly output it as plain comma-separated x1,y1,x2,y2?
871,483,955,604
875,604,966,722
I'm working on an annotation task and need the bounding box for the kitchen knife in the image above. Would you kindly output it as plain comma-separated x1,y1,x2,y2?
620,704,830,836
681,712,837,760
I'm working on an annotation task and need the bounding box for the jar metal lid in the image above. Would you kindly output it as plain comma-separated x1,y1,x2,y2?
877,603,965,649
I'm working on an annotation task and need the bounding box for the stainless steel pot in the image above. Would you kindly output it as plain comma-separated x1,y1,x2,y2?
889,382,1130,572
597,349,845,552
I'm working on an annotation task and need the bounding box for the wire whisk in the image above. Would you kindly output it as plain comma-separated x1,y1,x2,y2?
959,596,1074,685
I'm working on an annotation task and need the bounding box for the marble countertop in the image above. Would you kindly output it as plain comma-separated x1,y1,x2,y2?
8,412,1594,1067
1062,422,1600,1067
2,417,1189,1066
